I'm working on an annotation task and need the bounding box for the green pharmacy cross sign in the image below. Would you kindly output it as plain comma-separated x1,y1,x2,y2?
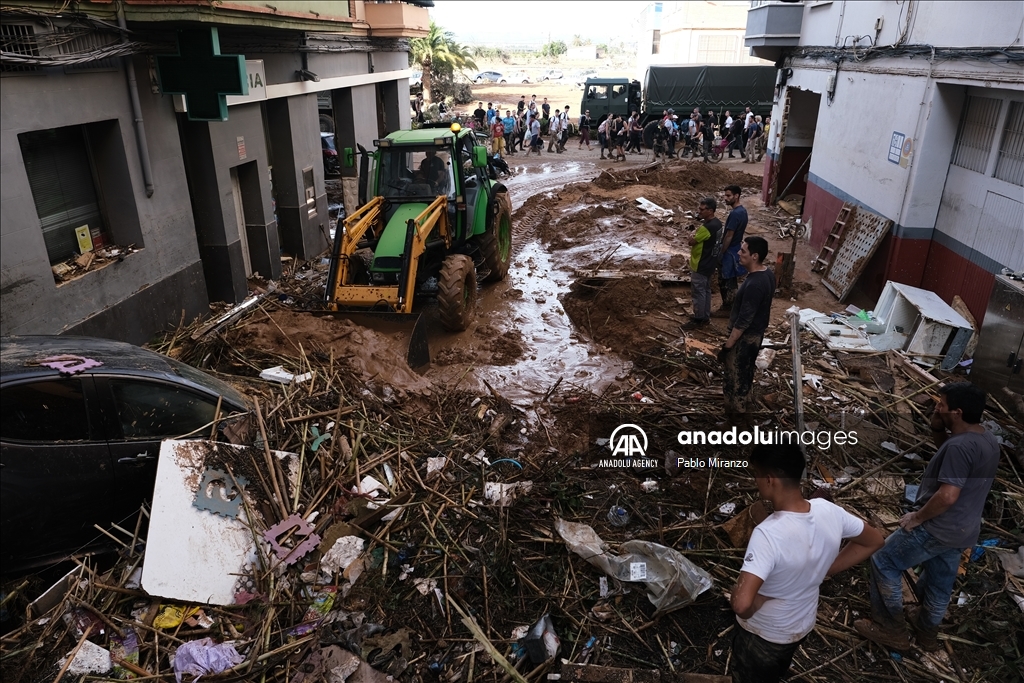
156,27,246,122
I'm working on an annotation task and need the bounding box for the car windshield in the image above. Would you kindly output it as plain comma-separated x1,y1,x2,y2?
379,146,455,198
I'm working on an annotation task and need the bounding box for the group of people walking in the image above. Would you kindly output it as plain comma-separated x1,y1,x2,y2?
469,97,574,158
436,96,769,165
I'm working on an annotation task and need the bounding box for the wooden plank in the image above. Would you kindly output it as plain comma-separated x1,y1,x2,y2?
574,270,691,285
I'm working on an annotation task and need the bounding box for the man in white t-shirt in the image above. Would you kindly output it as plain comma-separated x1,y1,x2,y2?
730,444,883,683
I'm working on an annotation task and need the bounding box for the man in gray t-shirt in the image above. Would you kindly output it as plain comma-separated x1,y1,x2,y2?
855,383,1000,653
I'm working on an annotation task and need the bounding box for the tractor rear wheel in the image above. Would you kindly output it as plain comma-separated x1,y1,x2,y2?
479,194,512,282
438,254,477,331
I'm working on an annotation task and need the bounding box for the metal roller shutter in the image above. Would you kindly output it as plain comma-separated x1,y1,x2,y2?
18,126,105,264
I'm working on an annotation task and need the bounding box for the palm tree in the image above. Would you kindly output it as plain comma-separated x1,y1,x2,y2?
571,34,583,47
410,22,477,103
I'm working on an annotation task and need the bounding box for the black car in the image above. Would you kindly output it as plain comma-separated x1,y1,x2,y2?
0,336,249,574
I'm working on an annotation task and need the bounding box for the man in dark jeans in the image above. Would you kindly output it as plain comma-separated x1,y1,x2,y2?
730,443,883,683
855,382,1000,653
473,102,486,130
681,197,721,329
729,116,745,158
718,236,773,418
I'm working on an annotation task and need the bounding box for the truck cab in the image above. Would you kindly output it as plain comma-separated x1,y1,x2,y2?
580,78,642,125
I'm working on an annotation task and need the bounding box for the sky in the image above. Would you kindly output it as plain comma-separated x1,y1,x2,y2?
428,1,648,48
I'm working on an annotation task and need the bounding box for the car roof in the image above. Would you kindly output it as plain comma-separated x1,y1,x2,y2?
0,335,249,408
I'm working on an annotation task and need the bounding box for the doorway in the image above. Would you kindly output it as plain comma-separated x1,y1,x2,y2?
230,167,252,276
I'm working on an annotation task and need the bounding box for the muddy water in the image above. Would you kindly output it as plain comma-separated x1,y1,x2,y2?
426,158,632,405
469,241,627,404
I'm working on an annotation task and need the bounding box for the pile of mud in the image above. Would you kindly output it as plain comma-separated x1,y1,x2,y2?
561,277,681,354
232,308,433,394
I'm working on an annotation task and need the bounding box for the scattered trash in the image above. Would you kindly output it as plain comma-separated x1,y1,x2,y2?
172,637,243,682
641,479,659,492
971,538,1000,562
635,197,674,219
260,365,314,384
555,518,713,615
523,614,560,664
755,348,776,371
607,505,630,526
60,639,112,675
484,481,534,506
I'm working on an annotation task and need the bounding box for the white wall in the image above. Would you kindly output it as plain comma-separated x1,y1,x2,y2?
799,0,1024,49
637,1,770,78
773,69,931,223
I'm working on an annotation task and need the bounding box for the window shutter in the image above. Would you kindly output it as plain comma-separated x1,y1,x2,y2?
19,127,105,263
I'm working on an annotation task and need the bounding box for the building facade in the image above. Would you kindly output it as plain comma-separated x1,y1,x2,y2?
636,1,772,80
746,0,1023,322
1,0,427,344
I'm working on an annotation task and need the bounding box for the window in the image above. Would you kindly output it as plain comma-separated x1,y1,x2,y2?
995,101,1024,186
611,85,627,100
652,29,661,56
109,379,220,439
19,121,143,269
586,85,608,100
1,23,39,74
19,126,110,264
0,380,95,442
951,95,1001,174
379,147,453,198
697,34,738,64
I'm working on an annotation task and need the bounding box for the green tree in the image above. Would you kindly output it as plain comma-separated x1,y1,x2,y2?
571,34,583,47
410,22,477,103
540,40,567,58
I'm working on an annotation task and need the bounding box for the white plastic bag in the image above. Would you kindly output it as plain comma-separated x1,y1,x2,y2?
554,518,713,615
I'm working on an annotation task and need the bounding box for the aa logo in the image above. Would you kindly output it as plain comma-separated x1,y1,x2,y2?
610,424,648,458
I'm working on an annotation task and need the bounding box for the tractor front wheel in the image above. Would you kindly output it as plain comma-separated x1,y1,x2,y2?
479,194,512,282
438,254,477,332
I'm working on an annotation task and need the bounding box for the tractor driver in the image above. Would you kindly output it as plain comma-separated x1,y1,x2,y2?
418,149,447,194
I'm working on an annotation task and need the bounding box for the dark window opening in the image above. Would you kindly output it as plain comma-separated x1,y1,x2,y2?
19,120,144,269
19,126,110,264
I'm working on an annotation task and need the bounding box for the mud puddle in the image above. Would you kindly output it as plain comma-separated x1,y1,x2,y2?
426,239,628,405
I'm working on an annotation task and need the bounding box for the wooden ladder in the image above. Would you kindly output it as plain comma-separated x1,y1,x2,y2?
813,203,854,273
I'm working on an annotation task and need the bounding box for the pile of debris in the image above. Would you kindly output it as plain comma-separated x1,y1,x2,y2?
4,157,1023,681
50,245,139,284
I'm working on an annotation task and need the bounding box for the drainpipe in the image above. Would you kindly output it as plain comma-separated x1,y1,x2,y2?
117,2,155,197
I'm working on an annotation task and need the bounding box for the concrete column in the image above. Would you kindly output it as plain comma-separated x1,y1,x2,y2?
265,94,329,261
179,120,248,303
334,85,380,214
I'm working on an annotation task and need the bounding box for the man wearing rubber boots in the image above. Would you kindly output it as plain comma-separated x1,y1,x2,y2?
855,382,1000,652
718,236,774,421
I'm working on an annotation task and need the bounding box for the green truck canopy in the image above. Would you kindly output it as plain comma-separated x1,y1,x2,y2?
644,65,777,112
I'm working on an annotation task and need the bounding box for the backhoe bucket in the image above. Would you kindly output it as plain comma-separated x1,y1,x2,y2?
317,310,430,369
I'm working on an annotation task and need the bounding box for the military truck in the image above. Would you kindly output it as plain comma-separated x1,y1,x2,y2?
581,64,777,127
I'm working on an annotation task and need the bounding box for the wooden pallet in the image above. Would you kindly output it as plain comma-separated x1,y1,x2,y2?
812,203,854,273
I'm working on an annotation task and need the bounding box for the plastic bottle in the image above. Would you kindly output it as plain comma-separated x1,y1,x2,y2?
607,505,630,526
